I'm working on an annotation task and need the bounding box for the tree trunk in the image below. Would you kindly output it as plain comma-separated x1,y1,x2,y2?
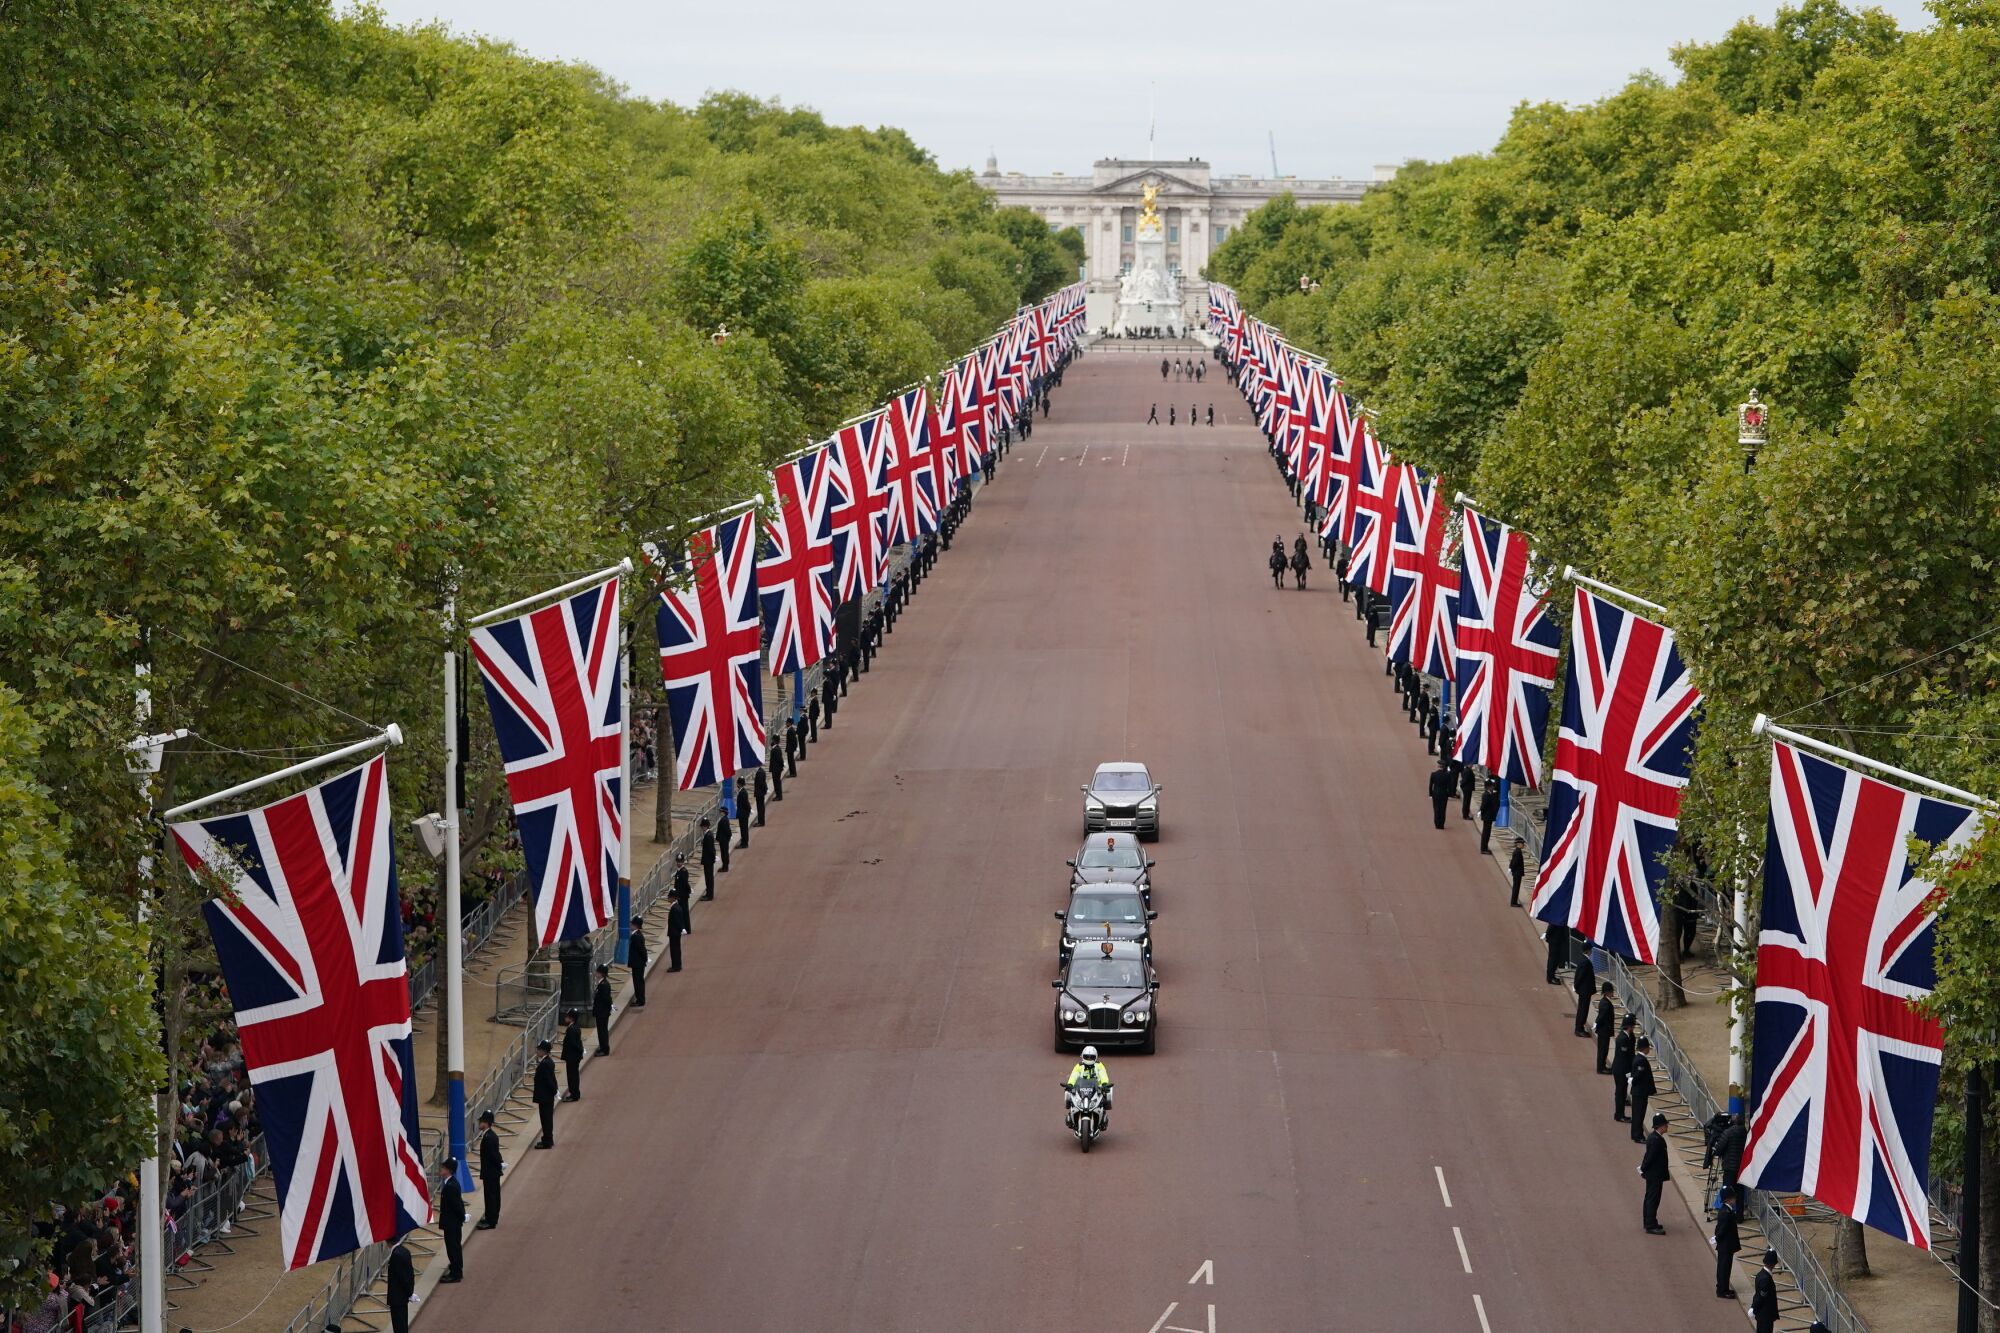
1982,1115,2000,1333
1657,892,1686,1012
1833,1215,1871,1280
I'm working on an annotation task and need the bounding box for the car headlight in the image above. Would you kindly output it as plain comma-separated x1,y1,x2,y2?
1085,797,1103,810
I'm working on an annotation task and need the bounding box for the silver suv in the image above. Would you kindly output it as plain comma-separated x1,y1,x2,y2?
1081,762,1160,841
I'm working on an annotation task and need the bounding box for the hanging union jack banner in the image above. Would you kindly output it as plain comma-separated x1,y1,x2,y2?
878,387,939,546
823,414,891,599
470,577,624,946
1739,742,1983,1249
657,511,766,789
1453,506,1560,787
170,755,431,1270
1343,428,1400,596
1385,468,1460,680
1528,588,1700,963
759,447,838,675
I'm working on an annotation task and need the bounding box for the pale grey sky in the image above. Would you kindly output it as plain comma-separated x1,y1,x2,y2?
357,0,1936,179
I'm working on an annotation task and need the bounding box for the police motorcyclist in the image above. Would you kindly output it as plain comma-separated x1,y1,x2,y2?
1064,1045,1114,1125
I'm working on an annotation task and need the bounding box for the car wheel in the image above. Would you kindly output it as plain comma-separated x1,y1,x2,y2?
1139,1023,1157,1055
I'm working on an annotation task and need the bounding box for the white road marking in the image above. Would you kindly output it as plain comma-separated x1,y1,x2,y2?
1146,1304,1178,1333
1078,446,1088,467
1188,1259,1213,1285
1435,1165,1453,1208
1453,1225,1472,1274
1035,445,1048,467
1163,1308,1215,1333
1473,1294,1492,1333
1123,442,1131,467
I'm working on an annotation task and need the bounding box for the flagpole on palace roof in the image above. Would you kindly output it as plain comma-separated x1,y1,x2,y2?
161,725,404,822
1751,715,1994,809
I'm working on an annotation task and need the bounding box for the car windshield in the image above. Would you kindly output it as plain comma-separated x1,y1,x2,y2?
1093,771,1151,793
1069,893,1145,925
1067,957,1145,989
1078,846,1143,870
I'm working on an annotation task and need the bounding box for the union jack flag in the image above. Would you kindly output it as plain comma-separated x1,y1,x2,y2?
1385,468,1460,679
759,447,838,675
1343,429,1399,596
1739,742,1982,1248
1298,369,1336,512
170,755,430,1270
947,354,987,477
657,512,765,789
1528,589,1700,963
1316,389,1359,542
823,415,890,599
1452,506,1560,787
878,389,939,546
469,577,624,946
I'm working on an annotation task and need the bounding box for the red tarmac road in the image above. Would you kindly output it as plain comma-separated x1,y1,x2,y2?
419,350,1738,1332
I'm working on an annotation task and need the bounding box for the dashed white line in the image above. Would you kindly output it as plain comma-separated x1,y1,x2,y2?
1077,446,1088,467
1435,1166,1453,1208
1453,1225,1472,1274
1473,1294,1492,1333
1035,445,1048,467
1123,442,1131,466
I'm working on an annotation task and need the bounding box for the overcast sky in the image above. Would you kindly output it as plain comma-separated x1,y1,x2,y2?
357,0,1936,179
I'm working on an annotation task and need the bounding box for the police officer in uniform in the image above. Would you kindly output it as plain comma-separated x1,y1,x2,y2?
768,738,784,800
699,818,716,900
667,883,690,971
1479,778,1501,852
475,1110,502,1228
591,965,613,1056
1427,759,1454,830
753,765,769,824
734,776,751,848
437,1159,465,1282
386,1242,415,1333
560,1008,584,1096
628,916,648,1008
532,1040,558,1147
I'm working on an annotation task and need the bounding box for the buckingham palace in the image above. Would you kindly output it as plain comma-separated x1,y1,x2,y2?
979,155,1396,331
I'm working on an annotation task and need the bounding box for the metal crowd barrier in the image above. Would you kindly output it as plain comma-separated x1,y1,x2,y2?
79,1141,268,1333
1604,954,1866,1333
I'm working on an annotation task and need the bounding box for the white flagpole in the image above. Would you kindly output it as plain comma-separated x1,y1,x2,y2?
1560,565,1667,616
161,726,403,822
615,625,633,965
1751,715,1993,808
442,603,471,1192
467,558,633,630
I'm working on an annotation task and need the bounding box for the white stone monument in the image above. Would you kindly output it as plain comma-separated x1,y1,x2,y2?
1113,179,1182,336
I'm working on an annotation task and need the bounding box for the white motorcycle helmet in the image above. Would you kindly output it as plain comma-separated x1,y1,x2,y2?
1080,1046,1098,1066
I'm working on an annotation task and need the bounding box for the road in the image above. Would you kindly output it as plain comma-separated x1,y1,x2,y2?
418,347,1738,1332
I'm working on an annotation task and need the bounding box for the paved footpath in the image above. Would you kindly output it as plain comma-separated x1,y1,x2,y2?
413,347,1741,1332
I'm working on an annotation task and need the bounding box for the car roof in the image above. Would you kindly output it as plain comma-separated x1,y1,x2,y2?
1092,761,1149,775
1069,883,1145,902
1077,831,1141,850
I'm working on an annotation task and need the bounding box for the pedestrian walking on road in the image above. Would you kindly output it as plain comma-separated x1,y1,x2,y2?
1160,358,1169,380
1427,759,1454,830
628,917,648,1008
532,1041,557,1148
1639,1113,1671,1234
1752,1251,1779,1331
753,766,768,825
476,1111,502,1228
699,819,716,900
1509,838,1526,906
1611,1016,1637,1121
1168,405,1176,425
1712,1186,1743,1298
1147,403,1158,424
386,1242,415,1333
1629,1037,1657,1143
592,966,613,1056
1594,983,1616,1074
1206,404,1214,426
667,884,690,972
1478,779,1500,853
735,777,751,848
1572,945,1596,1037
438,1160,465,1282
560,1011,584,1102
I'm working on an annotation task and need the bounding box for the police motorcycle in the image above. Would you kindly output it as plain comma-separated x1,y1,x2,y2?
1064,1070,1110,1153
